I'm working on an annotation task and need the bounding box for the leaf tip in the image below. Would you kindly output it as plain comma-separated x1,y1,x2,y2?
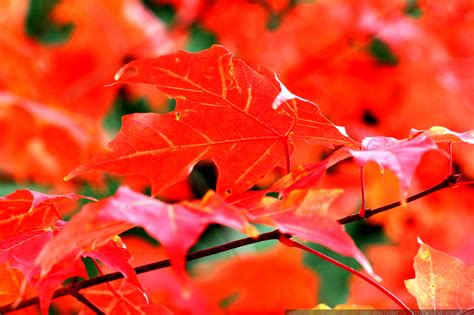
63,172,75,182
114,66,126,81
416,237,424,245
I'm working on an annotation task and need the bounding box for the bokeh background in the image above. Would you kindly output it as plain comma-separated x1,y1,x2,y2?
1,0,473,313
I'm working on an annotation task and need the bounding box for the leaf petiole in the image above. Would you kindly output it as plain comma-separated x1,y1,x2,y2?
278,235,412,312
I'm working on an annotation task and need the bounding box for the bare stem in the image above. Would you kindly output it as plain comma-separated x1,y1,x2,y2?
68,276,105,315
70,290,105,315
0,174,463,313
337,173,461,224
359,166,366,217
279,235,412,312
448,142,453,175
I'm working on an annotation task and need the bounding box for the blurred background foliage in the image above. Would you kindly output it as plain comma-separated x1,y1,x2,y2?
2,0,473,311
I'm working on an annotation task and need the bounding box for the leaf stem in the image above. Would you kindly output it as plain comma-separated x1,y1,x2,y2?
0,174,463,313
359,166,366,217
448,142,453,175
278,235,412,312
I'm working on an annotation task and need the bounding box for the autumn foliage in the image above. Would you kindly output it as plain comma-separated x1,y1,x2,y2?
1,0,474,314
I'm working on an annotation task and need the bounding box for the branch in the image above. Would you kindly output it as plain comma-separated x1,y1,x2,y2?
279,235,411,311
0,174,462,313
0,230,285,313
70,290,105,315
337,173,461,224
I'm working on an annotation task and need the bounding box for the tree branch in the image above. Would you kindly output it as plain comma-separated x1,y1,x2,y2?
337,173,461,224
0,174,462,313
279,235,411,311
70,290,105,315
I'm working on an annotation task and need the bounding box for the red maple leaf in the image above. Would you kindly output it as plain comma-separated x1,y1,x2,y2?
405,240,474,310
0,189,87,241
66,45,357,195
0,226,87,313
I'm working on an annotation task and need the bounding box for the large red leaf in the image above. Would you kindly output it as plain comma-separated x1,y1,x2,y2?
66,45,357,195
0,189,86,241
349,136,437,195
405,240,474,310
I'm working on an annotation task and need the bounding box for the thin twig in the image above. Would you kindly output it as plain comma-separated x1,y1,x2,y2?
70,290,105,315
359,166,366,217
279,235,412,312
0,174,463,313
337,174,461,224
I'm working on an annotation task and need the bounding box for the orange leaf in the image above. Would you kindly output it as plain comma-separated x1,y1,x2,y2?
410,126,474,144
0,266,26,305
405,240,474,310
0,227,87,313
0,189,84,241
194,244,318,313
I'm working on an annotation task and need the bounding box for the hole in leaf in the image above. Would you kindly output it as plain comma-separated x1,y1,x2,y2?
167,99,177,112
265,191,280,199
189,160,218,198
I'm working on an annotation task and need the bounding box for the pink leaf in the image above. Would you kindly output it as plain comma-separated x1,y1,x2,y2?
349,136,437,194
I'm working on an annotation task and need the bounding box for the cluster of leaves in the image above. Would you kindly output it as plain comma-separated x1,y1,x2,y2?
1,0,473,314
